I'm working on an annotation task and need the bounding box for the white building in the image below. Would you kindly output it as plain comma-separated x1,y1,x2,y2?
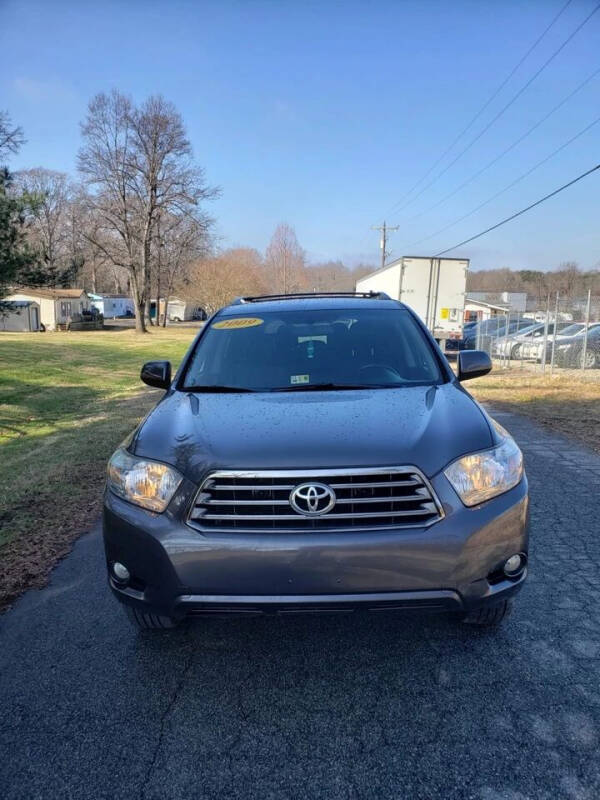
164,298,198,322
464,298,510,322
467,291,527,312
5,288,89,331
88,293,134,318
150,297,203,322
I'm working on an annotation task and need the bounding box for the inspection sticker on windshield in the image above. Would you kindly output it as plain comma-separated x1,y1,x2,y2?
212,317,264,330
290,374,310,385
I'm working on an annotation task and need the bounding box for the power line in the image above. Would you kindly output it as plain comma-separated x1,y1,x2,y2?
432,163,600,257
402,64,600,226
387,0,574,212
389,1,600,216
404,113,600,250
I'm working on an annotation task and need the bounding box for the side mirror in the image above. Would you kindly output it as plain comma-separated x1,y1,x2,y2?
457,350,492,382
141,360,171,389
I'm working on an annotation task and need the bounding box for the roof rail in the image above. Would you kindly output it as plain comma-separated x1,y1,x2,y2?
234,291,391,304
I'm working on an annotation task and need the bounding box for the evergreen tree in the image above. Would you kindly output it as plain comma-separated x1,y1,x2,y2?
0,167,41,300
0,112,41,300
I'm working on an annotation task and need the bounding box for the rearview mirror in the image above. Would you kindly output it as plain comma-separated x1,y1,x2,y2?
141,360,171,389
457,350,492,382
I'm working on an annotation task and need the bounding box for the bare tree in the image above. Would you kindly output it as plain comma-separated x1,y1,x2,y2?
0,111,25,162
77,90,217,332
14,168,74,286
265,223,305,294
305,260,375,292
77,92,141,322
553,261,580,306
66,193,105,293
186,248,267,313
154,211,213,326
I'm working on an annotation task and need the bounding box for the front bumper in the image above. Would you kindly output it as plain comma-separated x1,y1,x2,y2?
110,577,526,618
103,469,529,621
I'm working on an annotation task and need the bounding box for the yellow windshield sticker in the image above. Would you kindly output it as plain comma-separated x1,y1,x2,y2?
291,374,310,384
212,317,264,330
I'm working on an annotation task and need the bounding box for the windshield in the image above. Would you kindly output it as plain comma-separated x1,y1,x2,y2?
182,308,444,391
476,318,506,334
515,324,541,337
571,325,600,340
559,323,584,336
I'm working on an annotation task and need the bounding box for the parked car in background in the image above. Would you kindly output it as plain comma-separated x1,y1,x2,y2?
444,320,478,358
522,322,600,362
449,317,533,353
494,321,571,360
545,325,600,368
446,318,502,353
103,292,528,632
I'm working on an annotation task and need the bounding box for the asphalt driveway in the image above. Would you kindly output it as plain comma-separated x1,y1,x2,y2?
2,410,600,800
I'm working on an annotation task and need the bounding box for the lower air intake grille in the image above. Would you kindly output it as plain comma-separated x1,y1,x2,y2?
188,467,443,533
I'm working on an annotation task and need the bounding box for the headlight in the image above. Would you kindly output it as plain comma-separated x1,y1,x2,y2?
107,448,183,512
444,425,523,507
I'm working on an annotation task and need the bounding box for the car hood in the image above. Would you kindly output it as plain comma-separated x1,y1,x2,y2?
131,383,494,482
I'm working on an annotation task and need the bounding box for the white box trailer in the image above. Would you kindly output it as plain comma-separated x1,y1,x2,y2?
355,256,468,342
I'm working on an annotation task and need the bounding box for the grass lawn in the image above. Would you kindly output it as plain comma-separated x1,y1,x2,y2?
470,364,600,453
0,327,194,610
1,331,599,611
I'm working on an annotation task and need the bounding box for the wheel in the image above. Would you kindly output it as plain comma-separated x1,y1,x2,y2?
123,604,178,630
172,316,182,323
580,350,597,369
461,599,513,627
510,344,521,360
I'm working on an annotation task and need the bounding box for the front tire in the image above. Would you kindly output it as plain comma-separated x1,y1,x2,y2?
579,350,597,369
461,599,513,627
124,605,178,630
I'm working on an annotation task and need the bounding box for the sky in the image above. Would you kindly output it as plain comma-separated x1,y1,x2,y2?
1,0,599,272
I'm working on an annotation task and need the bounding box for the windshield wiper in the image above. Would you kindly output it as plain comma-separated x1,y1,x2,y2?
186,382,409,393
269,382,395,392
185,385,257,393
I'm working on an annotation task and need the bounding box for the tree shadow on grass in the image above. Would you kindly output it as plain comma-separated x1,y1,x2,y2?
0,379,104,434
0,391,156,610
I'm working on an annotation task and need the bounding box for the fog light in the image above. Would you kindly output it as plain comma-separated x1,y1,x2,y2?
112,562,130,584
504,554,525,576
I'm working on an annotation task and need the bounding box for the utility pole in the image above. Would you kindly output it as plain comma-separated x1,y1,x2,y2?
371,221,399,269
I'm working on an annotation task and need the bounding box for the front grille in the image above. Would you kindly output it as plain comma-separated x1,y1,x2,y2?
187,467,443,533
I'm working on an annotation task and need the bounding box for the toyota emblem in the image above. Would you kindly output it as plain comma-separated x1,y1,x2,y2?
289,482,336,516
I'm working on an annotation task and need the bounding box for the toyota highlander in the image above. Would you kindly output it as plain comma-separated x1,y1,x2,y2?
103,293,528,630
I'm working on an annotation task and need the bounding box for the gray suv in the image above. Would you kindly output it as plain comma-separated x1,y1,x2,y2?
103,293,528,630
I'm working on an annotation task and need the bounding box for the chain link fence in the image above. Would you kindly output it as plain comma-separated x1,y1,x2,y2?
459,291,600,373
